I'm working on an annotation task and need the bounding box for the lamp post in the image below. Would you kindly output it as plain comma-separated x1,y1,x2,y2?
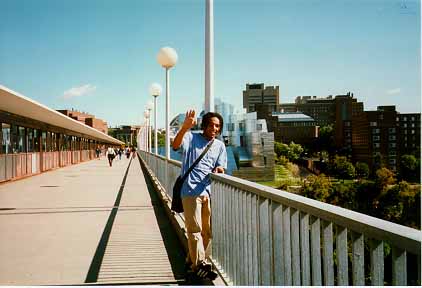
205,0,214,112
149,83,162,155
146,101,153,154
143,110,150,152
157,47,178,160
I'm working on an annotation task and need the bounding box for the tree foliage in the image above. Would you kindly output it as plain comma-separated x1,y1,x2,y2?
330,156,356,180
399,154,420,182
375,167,396,190
274,141,304,162
301,174,332,202
315,124,336,153
355,162,369,179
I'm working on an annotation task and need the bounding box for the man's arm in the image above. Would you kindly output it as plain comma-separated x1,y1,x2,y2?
212,145,227,174
172,109,197,150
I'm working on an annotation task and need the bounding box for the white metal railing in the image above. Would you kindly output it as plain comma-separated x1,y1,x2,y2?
139,151,421,286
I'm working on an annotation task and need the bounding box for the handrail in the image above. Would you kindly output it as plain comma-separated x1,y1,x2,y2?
211,173,421,254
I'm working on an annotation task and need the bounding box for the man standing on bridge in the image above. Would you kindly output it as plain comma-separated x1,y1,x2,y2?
172,109,227,280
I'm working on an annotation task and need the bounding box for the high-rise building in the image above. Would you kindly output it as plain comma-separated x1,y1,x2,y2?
353,106,421,172
398,113,421,157
243,83,279,112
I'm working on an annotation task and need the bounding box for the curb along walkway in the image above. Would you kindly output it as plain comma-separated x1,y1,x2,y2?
0,155,185,285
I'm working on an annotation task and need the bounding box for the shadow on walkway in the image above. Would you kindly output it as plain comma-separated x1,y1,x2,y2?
138,158,215,286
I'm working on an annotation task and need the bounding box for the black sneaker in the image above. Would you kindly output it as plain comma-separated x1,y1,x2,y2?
195,262,218,281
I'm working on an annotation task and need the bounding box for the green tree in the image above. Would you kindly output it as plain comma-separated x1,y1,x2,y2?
331,156,356,180
355,162,369,179
375,167,396,191
274,141,289,158
399,154,418,182
377,181,420,228
317,124,336,153
329,182,358,210
287,142,304,161
300,174,333,202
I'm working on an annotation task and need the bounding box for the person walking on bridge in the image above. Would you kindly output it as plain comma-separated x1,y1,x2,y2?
106,147,116,167
172,109,227,280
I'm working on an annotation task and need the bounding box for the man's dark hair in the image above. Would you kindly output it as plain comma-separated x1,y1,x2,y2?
201,112,224,134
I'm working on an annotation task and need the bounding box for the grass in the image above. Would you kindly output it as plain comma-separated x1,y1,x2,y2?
257,164,301,188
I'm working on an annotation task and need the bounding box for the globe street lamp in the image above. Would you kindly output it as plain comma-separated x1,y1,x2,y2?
149,83,162,155
157,47,178,160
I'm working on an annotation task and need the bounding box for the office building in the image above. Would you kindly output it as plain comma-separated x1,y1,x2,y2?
243,83,279,112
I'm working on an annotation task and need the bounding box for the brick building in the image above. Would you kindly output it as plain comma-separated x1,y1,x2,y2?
358,106,421,172
57,109,108,134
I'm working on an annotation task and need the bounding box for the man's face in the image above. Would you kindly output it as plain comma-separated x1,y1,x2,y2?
204,117,220,139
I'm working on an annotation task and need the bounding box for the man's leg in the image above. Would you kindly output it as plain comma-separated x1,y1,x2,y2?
182,196,205,269
201,196,212,259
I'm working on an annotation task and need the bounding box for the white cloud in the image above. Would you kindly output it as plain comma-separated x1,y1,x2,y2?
386,88,401,95
62,84,96,99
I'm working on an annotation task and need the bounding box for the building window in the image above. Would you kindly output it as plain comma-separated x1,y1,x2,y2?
42,131,47,152
227,123,234,132
379,114,384,120
403,116,407,121
373,135,380,141
372,128,380,134
344,121,351,127
411,116,415,121
2,123,11,154
33,129,40,152
373,143,380,148
389,159,396,165
18,126,26,153
370,121,377,127
389,128,396,133
239,123,245,131
257,124,263,131
389,143,396,148
27,128,33,152
411,130,415,134
403,123,407,128
389,135,396,141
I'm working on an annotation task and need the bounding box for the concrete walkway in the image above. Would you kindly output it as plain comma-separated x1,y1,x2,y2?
0,155,186,285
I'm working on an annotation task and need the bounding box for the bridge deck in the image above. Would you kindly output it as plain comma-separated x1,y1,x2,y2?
0,155,189,285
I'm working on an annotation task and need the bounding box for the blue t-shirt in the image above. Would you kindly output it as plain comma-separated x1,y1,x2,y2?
178,132,227,198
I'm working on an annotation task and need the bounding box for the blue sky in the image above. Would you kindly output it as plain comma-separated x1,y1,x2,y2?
1,0,420,128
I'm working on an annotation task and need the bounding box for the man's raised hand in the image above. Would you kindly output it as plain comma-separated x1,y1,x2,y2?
182,109,196,130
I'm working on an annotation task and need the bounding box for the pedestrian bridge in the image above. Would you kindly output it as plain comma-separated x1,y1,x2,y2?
0,152,420,286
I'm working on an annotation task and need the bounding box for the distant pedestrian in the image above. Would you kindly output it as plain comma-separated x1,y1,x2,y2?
106,147,116,167
131,146,137,158
118,148,122,160
126,147,131,159
172,110,227,280
96,147,101,159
